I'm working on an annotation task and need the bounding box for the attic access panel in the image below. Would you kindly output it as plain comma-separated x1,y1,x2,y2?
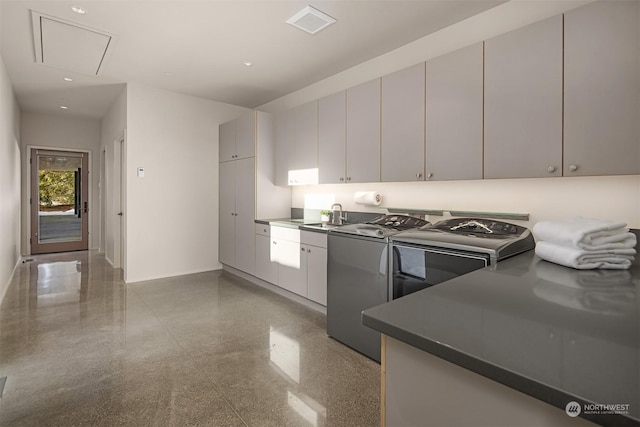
31,11,116,76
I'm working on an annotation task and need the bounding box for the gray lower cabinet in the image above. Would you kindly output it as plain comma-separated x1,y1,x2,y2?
266,226,327,306
302,231,327,306
484,15,563,179
219,157,256,275
384,336,596,426
218,161,235,266
318,91,347,184
381,63,425,182
346,79,381,183
255,225,277,284
564,0,640,176
426,42,483,181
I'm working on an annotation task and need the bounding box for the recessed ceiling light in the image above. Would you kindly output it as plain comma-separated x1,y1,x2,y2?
63,77,73,82
164,72,173,77
71,6,87,15
243,61,253,67
60,105,69,110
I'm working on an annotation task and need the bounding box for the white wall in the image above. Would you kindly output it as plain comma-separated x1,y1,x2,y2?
0,54,22,302
99,85,126,267
292,176,640,229
125,83,249,283
260,0,640,229
20,112,101,252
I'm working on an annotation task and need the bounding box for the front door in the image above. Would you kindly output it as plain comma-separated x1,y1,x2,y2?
30,149,89,254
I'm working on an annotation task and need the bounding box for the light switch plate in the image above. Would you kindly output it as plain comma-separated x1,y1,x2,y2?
137,167,145,177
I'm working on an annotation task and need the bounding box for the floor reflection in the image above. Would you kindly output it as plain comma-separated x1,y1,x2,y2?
269,326,301,383
36,261,82,306
0,251,379,426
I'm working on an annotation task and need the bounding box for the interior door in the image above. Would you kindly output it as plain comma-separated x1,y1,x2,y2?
31,149,89,254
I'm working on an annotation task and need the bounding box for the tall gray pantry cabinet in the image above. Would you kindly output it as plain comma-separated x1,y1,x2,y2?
218,111,290,274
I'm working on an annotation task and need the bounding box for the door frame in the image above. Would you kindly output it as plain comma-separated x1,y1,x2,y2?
29,147,91,254
101,133,126,275
113,136,125,270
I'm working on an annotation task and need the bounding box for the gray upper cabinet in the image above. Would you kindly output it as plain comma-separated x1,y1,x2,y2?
219,112,255,162
346,79,381,183
381,63,425,182
484,15,563,179
219,120,236,162
274,109,294,186
318,91,347,184
293,101,318,171
235,111,256,160
426,43,483,181
564,1,640,176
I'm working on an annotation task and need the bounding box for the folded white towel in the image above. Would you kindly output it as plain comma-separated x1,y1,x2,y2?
535,241,635,270
533,217,637,251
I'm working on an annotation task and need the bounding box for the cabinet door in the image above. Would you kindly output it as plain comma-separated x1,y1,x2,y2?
219,120,236,163
318,91,347,184
275,238,307,296
234,157,256,275
294,101,318,171
306,245,327,306
564,1,640,176
218,161,235,266
426,43,483,181
236,111,256,160
381,63,425,182
346,79,381,183
275,109,294,186
484,15,563,179
255,234,277,284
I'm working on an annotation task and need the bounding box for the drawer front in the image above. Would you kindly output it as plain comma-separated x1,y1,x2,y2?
301,230,327,248
255,223,270,237
271,225,301,243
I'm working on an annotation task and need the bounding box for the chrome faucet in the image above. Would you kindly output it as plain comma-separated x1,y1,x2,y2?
330,203,344,225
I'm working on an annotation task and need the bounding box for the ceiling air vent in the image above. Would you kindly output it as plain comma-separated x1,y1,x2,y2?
31,10,117,76
286,5,336,35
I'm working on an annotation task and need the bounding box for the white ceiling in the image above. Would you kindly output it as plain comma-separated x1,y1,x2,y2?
1,0,505,119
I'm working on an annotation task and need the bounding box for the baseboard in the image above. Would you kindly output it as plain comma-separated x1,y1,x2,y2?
222,265,327,315
0,255,22,306
125,267,219,284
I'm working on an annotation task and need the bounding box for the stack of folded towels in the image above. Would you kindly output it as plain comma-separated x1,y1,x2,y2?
532,217,637,270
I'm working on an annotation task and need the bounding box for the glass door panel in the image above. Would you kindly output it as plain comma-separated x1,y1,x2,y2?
31,149,89,254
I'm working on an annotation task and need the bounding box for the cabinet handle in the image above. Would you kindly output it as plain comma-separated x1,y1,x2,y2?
307,249,311,253
568,164,578,172
339,177,344,182
547,166,556,173
273,241,277,245
263,228,267,233
426,172,433,179
301,247,305,252
416,172,422,179
346,177,351,181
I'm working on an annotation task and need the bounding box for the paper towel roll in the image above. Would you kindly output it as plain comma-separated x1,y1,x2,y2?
354,191,382,206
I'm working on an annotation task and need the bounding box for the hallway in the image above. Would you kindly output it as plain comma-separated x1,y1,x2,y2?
0,252,380,426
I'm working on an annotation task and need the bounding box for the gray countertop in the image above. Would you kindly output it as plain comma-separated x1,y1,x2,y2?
255,218,339,233
363,251,639,426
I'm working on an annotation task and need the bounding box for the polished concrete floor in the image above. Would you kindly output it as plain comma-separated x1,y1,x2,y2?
0,251,380,426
